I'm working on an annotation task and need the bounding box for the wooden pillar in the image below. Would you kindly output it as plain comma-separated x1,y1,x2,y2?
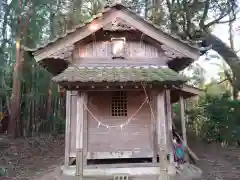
151,91,157,164
64,91,71,167
76,92,86,180
165,89,174,165
180,95,187,146
156,91,168,180
83,93,88,168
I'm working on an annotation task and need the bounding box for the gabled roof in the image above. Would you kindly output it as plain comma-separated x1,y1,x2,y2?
26,3,200,62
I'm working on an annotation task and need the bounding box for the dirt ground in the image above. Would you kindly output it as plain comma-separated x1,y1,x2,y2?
0,134,64,180
188,135,240,180
0,134,240,180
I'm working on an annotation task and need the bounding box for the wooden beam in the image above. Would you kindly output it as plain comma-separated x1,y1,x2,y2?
180,95,187,146
79,88,150,92
156,91,168,179
64,166,164,176
76,92,85,180
87,151,153,159
69,150,154,159
64,91,71,167
73,57,169,66
83,167,160,176
60,82,159,91
181,85,201,95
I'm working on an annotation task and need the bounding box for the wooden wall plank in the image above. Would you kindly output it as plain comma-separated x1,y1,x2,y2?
87,91,152,156
75,41,162,58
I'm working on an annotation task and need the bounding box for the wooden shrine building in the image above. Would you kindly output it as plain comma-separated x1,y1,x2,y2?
26,3,202,180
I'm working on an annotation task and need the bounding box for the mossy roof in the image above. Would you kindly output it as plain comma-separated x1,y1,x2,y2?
52,66,188,84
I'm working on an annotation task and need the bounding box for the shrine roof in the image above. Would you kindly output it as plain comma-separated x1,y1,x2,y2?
52,65,188,84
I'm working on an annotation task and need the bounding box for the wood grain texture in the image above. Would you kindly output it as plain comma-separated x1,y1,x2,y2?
70,93,77,156
150,91,158,163
64,91,71,166
165,89,174,165
76,41,162,58
83,93,88,167
156,91,167,164
73,40,170,67
76,92,84,149
86,91,152,157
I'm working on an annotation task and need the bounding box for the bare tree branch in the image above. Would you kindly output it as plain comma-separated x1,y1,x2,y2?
217,78,228,85
165,0,172,11
204,1,236,29
199,0,210,28
206,16,237,27
182,0,192,37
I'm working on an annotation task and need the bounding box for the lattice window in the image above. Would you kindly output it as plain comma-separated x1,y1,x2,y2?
111,91,127,116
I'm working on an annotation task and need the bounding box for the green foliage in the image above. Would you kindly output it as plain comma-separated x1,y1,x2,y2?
0,167,8,176
187,92,240,145
55,116,66,134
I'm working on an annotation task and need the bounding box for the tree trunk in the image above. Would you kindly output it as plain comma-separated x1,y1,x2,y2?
47,81,52,127
46,8,55,130
8,0,31,137
8,39,22,138
228,18,238,100
204,33,240,91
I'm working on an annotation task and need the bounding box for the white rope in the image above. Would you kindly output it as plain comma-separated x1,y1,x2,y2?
66,63,157,130
141,82,167,147
84,97,148,129
141,82,156,123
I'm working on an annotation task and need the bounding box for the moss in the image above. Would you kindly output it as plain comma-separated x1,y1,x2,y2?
52,66,188,83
